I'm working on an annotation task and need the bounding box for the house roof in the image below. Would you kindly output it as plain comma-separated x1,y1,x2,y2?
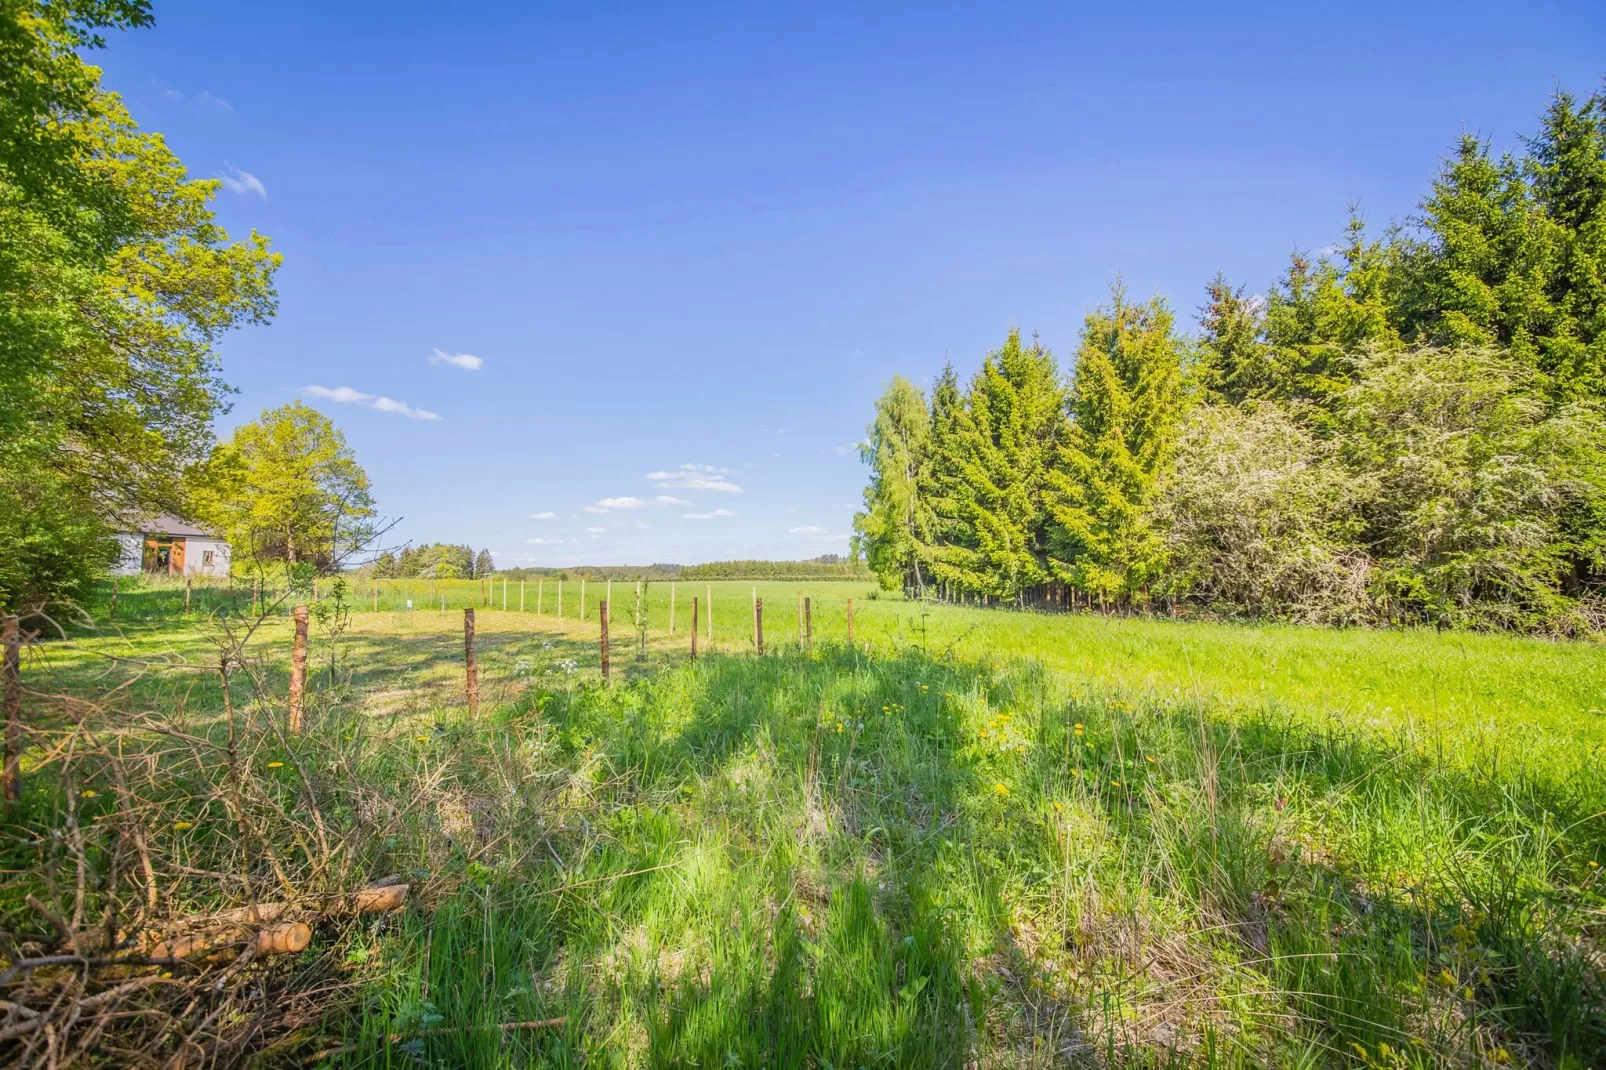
131,513,217,538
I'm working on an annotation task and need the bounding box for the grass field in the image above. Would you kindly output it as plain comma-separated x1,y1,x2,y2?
6,578,1606,1066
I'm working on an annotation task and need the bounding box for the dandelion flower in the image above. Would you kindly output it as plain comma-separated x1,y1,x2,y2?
266,761,284,769
993,783,1009,797
414,735,428,743
80,789,97,798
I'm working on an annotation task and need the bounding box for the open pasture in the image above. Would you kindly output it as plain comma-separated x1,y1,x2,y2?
8,581,1606,1067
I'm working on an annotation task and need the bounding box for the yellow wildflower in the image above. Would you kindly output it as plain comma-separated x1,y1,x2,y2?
174,821,194,830
993,783,1009,797
80,789,97,799
266,761,284,769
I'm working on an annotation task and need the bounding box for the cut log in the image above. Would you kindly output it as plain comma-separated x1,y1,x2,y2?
137,880,408,959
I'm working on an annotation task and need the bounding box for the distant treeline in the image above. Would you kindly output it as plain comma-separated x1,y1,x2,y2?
461,555,869,583
369,543,494,579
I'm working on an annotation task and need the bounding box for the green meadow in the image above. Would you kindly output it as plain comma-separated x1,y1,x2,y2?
9,579,1606,1067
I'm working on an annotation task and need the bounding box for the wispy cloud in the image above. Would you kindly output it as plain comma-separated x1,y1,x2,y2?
655,495,690,507
303,384,440,421
218,164,266,197
685,508,736,520
429,348,482,371
598,497,645,510
585,526,606,535
196,90,233,111
525,537,565,545
647,463,742,493
530,511,556,520
789,525,826,535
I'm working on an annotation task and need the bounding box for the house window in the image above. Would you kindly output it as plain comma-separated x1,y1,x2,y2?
201,550,215,567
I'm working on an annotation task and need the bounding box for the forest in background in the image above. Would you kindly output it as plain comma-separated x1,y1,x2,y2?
855,83,1606,635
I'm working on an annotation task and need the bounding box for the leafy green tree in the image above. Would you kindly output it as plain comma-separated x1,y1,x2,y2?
1046,287,1188,604
1338,345,1606,632
853,376,931,592
194,403,375,571
0,1,279,604
1155,401,1367,622
931,330,1065,601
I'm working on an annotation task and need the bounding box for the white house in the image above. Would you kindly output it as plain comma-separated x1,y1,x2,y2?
114,515,231,578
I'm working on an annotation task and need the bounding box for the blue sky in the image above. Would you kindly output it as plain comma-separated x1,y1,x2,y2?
96,1,1603,568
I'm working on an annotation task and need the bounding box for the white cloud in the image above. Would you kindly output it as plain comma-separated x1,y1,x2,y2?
597,496,645,510
685,508,737,520
196,90,233,111
530,511,556,520
429,348,483,371
585,526,606,535
303,384,440,421
646,463,743,493
219,164,266,197
789,525,826,535
582,505,608,515
525,537,565,545
655,495,690,507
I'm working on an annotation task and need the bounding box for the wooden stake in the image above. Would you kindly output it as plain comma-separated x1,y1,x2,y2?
464,608,479,716
669,582,676,635
502,576,508,610
520,580,525,612
690,598,698,662
846,598,854,643
288,605,309,734
599,600,610,684
538,578,544,614
754,598,764,656
3,616,20,804
805,597,812,651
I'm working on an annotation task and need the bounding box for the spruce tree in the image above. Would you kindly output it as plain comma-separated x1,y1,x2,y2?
933,330,1065,602
852,376,932,592
1198,273,1273,403
1046,286,1188,604
474,548,494,578
919,363,969,598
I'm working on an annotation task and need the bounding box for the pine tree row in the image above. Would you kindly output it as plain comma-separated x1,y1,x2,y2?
854,84,1606,634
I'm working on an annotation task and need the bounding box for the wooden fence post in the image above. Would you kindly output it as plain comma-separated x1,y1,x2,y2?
538,578,544,614
288,605,309,734
690,598,698,662
754,597,764,656
3,616,20,804
846,598,854,643
464,608,479,716
520,580,525,612
805,597,812,652
502,576,508,610
599,600,610,684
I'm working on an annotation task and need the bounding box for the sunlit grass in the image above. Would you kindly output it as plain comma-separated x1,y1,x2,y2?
21,580,1606,1066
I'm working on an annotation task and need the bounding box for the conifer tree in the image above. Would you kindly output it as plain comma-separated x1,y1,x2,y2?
852,376,932,592
474,548,494,578
919,363,969,598
1046,286,1188,604
933,330,1065,602
1198,273,1273,403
